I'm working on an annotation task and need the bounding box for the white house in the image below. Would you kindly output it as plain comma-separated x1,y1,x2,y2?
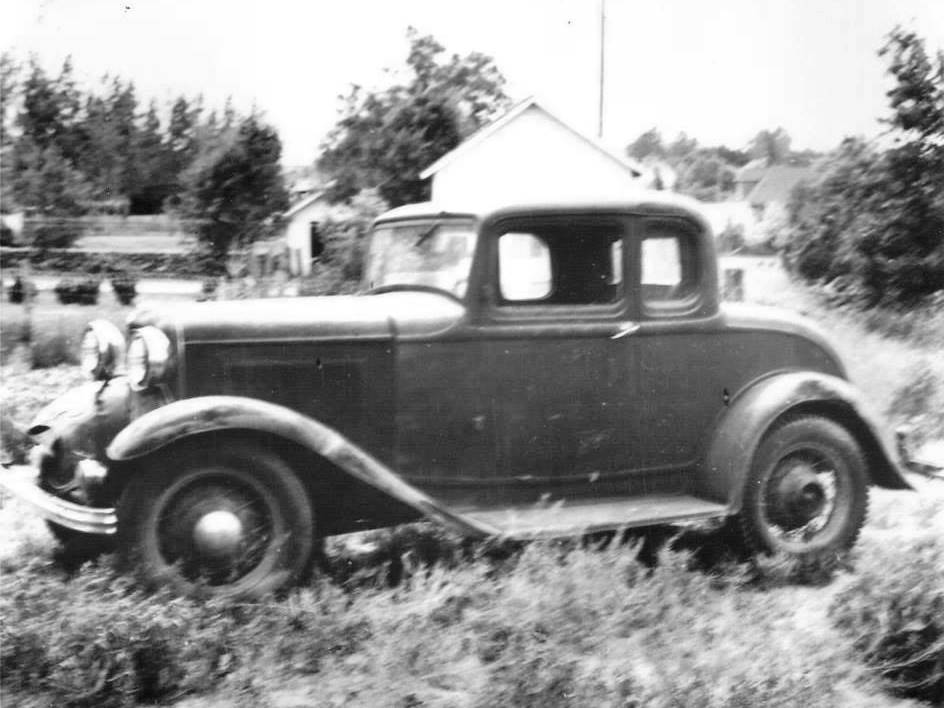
280,191,333,276
420,97,645,205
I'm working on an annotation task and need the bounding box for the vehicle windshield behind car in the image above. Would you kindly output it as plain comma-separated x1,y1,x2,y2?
364,219,477,297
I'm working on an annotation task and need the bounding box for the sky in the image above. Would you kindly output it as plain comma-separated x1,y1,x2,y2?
3,0,943,166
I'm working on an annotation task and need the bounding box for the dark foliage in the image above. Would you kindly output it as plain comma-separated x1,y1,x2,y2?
178,115,289,258
8,275,31,304
53,277,100,305
1,247,220,277
109,272,138,306
1,53,274,222
781,28,944,307
318,29,509,207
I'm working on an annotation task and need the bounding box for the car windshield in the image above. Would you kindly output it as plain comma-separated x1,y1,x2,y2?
364,219,477,297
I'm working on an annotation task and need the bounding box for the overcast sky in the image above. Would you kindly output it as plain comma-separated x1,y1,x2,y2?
4,0,943,165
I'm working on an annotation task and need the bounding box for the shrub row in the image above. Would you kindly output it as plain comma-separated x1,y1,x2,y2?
9,274,138,306
0,248,221,277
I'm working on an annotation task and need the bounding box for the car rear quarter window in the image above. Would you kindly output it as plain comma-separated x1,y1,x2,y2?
641,222,700,316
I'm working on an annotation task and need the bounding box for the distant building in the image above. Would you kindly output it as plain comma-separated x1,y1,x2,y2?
735,162,815,219
420,97,646,204
280,191,332,276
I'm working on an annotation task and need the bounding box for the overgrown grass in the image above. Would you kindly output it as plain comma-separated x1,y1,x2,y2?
743,276,944,446
831,524,944,704
1,526,917,708
0,361,86,462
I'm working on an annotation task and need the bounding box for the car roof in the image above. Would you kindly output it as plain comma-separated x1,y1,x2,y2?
375,190,711,230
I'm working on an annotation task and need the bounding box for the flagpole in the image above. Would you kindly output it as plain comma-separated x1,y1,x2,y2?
598,0,606,138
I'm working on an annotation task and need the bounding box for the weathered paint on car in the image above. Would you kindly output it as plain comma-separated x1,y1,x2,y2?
0,193,923,596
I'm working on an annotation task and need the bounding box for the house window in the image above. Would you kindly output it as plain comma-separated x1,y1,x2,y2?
309,222,324,260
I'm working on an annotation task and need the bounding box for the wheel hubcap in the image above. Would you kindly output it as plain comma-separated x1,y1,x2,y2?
193,510,244,559
764,449,840,544
771,464,827,529
158,475,273,585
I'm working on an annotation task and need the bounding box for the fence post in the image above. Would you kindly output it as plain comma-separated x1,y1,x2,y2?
723,268,744,301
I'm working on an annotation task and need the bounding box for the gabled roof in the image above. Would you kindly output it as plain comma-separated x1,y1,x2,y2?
734,158,769,184
419,96,643,180
746,166,814,206
283,190,326,219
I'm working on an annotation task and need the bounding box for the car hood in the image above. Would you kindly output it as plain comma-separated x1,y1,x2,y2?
136,292,466,344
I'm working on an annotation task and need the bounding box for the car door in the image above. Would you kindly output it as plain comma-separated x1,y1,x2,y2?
476,213,638,495
632,216,719,472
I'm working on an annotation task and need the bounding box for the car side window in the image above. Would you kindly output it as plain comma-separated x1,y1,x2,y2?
497,223,624,306
499,232,553,301
641,223,699,314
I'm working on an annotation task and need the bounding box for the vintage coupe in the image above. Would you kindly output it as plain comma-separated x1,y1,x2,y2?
1,194,915,596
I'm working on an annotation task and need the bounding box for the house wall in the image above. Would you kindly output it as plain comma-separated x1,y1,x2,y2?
431,106,641,204
283,199,333,275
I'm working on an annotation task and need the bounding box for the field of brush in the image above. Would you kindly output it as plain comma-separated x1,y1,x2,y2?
1,268,942,707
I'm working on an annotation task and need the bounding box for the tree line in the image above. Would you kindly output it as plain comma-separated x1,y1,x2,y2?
625,126,821,201
0,54,287,257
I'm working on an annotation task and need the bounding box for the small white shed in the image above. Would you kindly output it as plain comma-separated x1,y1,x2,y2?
281,191,332,276
420,97,645,204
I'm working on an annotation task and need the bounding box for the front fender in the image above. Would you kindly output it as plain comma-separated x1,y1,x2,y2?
29,377,132,460
106,396,497,537
698,371,912,511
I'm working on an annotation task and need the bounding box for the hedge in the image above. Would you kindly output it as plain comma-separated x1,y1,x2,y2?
0,248,223,277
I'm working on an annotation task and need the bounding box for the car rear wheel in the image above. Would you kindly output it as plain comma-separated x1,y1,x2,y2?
117,440,314,598
739,415,869,560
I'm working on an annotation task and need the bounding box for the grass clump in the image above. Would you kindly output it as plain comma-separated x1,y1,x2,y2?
831,533,944,705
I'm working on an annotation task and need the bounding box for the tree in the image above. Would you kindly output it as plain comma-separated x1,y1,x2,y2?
782,27,944,307
676,152,736,201
626,127,665,160
625,128,746,201
131,101,173,213
748,127,792,165
318,29,510,206
179,115,289,259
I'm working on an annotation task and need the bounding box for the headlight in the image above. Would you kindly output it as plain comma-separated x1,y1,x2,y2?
126,326,172,390
80,320,125,380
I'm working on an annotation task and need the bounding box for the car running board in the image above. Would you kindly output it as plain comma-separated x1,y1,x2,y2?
458,494,729,540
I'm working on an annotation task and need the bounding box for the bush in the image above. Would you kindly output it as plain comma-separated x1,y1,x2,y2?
109,272,137,306
7,276,36,304
780,30,944,308
716,223,745,253
54,277,101,305
0,223,14,246
831,535,944,704
28,221,85,250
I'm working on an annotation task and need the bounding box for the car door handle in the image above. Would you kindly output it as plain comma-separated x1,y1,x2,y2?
611,322,641,339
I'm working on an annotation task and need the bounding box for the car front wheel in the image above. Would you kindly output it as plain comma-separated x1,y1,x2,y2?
117,440,314,598
739,415,869,561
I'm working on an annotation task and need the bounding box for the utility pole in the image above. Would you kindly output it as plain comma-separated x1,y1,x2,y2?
598,0,606,138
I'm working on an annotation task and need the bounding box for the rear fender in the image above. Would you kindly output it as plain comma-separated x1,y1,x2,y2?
698,371,912,512
107,396,497,537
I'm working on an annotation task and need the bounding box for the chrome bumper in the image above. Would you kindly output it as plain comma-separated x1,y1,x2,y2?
0,466,117,535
